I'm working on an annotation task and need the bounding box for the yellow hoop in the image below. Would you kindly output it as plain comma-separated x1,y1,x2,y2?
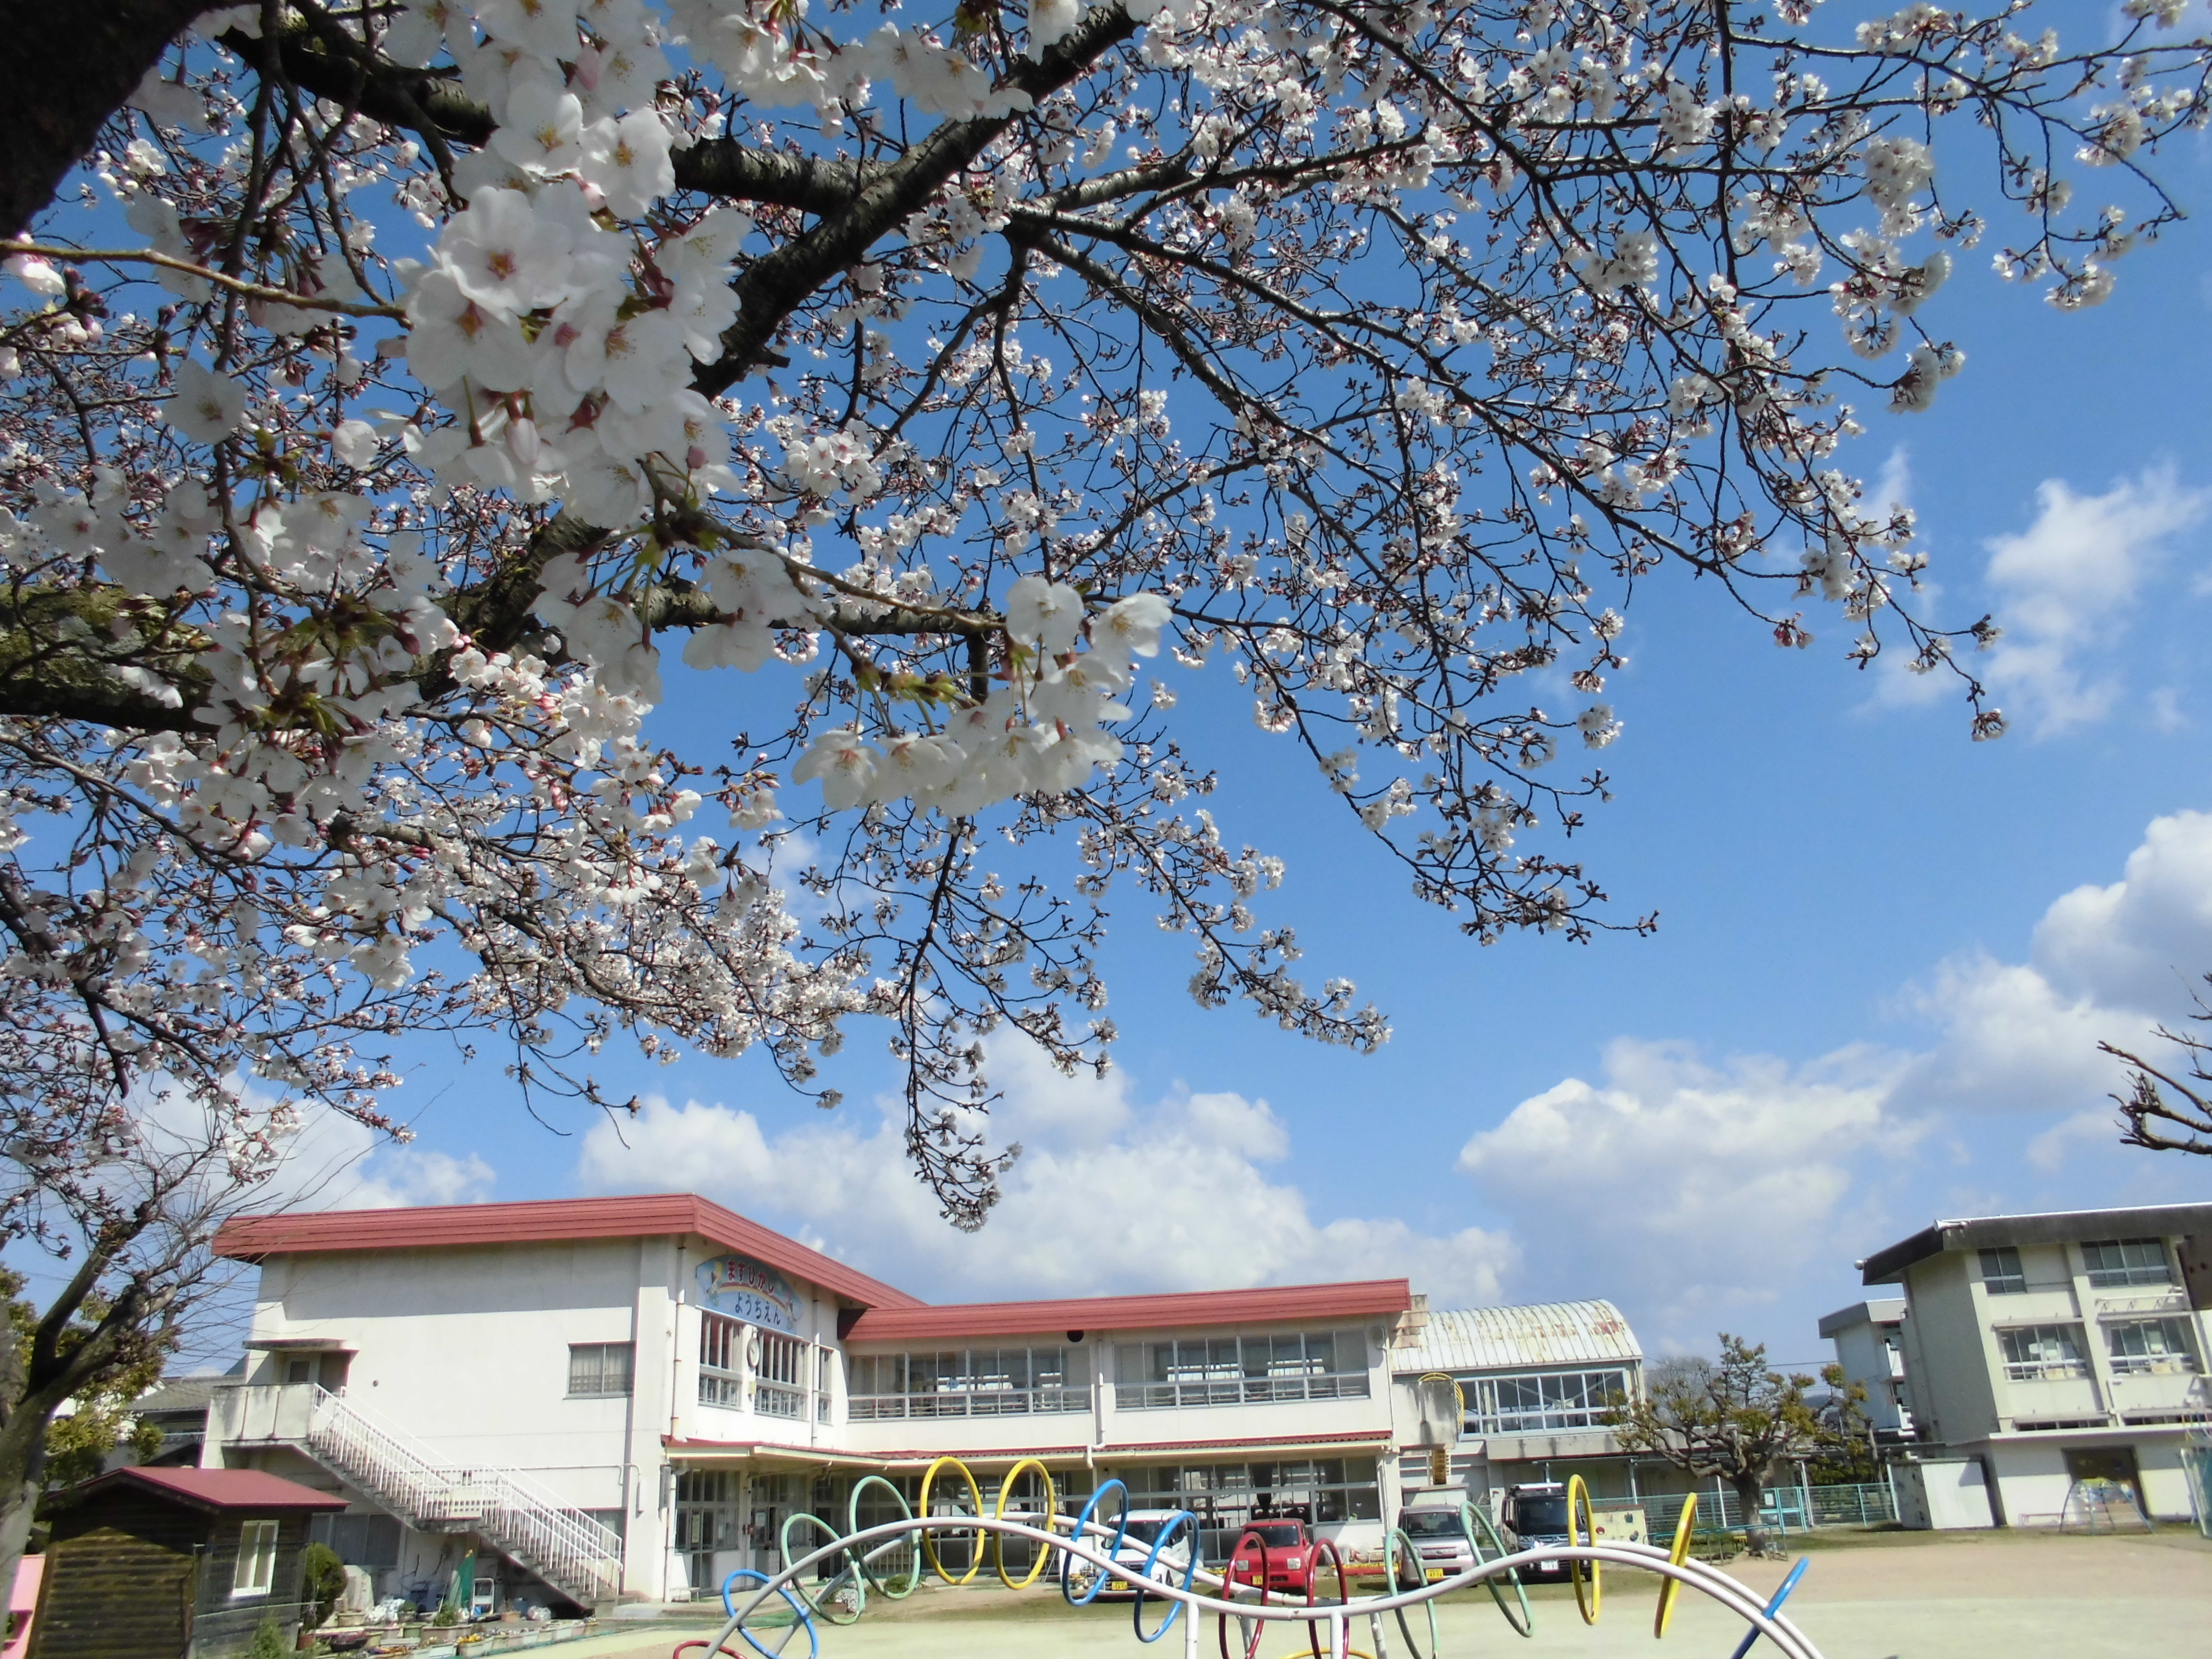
918,1455,984,1586
1653,1492,1698,1639
993,1457,1059,1590
1416,1371,1466,1415
1566,1474,1599,1625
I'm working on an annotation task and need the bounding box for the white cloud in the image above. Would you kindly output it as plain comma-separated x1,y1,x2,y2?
1891,808,2212,1116
2025,1108,2126,1173
1978,468,2206,734
1456,1039,1916,1336
229,1084,498,1213
577,1038,1517,1306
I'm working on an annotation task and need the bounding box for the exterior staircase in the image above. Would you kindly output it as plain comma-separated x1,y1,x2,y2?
212,1384,623,1609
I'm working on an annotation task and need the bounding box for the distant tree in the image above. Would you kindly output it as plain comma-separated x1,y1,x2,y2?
0,1109,283,1607
0,1270,165,1496
1607,1335,1855,1557
2103,989,2212,1155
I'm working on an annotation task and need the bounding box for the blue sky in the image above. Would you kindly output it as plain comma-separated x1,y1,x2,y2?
264,57,2212,1376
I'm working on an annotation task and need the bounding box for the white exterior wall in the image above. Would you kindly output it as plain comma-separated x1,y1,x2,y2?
244,1238,651,1508
221,1231,870,1602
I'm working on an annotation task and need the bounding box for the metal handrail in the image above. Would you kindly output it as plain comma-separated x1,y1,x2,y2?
219,1385,621,1606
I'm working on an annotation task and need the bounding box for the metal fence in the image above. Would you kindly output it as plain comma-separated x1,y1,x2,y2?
2179,1439,2212,1539
1591,1480,1896,1535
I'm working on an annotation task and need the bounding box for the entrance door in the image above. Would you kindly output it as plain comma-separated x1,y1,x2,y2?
674,1469,741,1599
2063,1446,2145,1515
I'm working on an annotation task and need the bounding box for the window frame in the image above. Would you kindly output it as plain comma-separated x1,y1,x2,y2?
697,1311,744,1408
1464,1366,1634,1435
1978,1246,2027,1295
1112,1331,1370,1412
232,1518,279,1598
2080,1238,2174,1289
848,1345,1086,1420
567,1341,636,1398
2105,1317,2199,1374
1996,1322,2090,1381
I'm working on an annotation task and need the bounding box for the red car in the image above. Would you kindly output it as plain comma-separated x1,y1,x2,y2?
1226,1518,1316,1597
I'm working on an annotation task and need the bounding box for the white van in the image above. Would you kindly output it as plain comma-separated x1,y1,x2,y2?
1394,1500,1474,1579
1072,1509,1197,1597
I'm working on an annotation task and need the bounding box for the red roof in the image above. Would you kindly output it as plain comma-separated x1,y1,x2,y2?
213,1194,923,1310
842,1280,1410,1342
1101,1430,1393,1455
75,1467,347,1512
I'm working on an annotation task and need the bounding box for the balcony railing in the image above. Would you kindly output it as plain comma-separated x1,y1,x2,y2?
2108,1353,2199,1376
2004,1359,2090,1382
755,1382,805,1419
1115,1372,1371,1411
848,1386,1086,1421
698,1371,744,1407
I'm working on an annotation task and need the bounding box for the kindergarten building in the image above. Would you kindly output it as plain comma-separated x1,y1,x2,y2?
200,1194,1645,1611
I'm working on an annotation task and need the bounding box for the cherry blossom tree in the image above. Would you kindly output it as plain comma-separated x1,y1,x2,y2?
0,1,2204,1316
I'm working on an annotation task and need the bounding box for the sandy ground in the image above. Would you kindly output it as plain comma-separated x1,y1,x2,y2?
547,1528,2212,1659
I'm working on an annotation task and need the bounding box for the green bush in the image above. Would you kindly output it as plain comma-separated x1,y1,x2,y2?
245,1613,288,1659
301,1542,347,1628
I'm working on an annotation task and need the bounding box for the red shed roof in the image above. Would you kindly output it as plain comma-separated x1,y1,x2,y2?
73,1467,347,1512
213,1193,923,1310
842,1279,1411,1342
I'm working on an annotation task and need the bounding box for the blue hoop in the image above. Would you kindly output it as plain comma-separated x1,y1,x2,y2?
1065,1478,1133,1607
1132,1509,1201,1643
718,1568,819,1659
1727,1558,1810,1659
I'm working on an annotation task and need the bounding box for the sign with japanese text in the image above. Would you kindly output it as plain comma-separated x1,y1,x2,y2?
696,1253,800,1333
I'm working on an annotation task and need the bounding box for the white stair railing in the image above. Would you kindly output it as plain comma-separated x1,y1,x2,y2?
216,1384,622,1606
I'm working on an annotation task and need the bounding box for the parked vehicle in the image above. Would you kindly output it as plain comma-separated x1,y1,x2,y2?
1501,1483,1572,1579
1070,1508,1196,1597
1394,1493,1475,1580
1226,1516,1317,1597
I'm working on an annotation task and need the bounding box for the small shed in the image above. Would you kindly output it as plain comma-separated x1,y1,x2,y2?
29,1466,345,1659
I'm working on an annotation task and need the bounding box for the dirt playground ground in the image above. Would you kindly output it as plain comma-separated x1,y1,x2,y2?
555,1527,2212,1659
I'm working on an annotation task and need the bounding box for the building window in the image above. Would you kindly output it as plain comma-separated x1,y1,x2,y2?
1997,1324,2089,1381
1113,1458,1381,1530
568,1342,635,1397
233,1519,278,1597
1112,1332,1369,1411
2081,1238,2173,1288
2106,1318,2199,1375
755,1331,806,1419
817,1346,834,1422
1978,1247,2027,1295
1462,1368,1633,1435
699,1312,744,1408
848,1347,1085,1419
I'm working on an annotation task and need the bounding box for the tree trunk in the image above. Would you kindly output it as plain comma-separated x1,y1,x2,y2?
0,0,227,238
0,1377,53,1625
1731,1474,1774,1559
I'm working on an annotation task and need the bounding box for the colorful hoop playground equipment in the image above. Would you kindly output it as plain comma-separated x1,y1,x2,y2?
673,1457,1823,1659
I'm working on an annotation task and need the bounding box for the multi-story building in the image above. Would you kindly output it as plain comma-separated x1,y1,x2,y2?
1816,1297,1914,1441
198,1193,1634,1611
1853,1202,2212,1523
1386,1299,1658,1505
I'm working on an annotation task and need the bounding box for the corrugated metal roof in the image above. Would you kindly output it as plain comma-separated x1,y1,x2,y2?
842,1279,1411,1343
1388,1301,1641,1373
212,1194,925,1310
